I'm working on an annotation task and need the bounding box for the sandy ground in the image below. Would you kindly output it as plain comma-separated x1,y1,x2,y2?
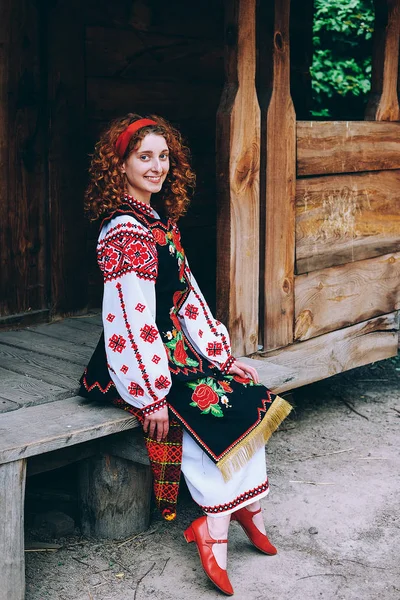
26,354,400,600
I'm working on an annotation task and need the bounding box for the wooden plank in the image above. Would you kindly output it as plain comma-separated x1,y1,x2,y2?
215,0,260,356
258,312,399,392
48,0,87,314
67,314,103,328
87,77,222,122
79,454,152,538
297,121,400,176
0,365,70,407
262,0,296,350
27,439,100,477
28,431,150,476
294,252,400,341
296,170,400,273
0,396,139,464
0,342,83,389
365,0,400,121
0,459,26,600
29,322,99,347
0,398,20,413
85,26,223,83
0,330,92,365
234,358,295,393
0,0,47,318
83,0,223,39
104,429,150,466
60,316,103,332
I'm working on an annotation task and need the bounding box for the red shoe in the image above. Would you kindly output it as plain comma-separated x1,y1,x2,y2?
184,516,234,596
231,506,277,555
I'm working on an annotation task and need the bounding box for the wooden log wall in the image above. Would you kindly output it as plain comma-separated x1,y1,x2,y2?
293,1,400,345
0,0,47,322
83,0,225,309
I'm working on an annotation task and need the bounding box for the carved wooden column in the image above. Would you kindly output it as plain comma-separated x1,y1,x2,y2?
216,0,260,356
365,0,400,120
261,0,296,351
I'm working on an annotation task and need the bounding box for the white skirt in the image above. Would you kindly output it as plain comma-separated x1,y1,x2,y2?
181,430,269,517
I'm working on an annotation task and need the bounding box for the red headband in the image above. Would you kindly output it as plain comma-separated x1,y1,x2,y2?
115,119,158,158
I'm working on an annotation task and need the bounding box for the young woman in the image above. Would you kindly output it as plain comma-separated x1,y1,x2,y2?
80,113,292,596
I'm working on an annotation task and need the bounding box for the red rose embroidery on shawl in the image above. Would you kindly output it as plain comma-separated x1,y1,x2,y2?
152,228,167,245
192,384,219,411
174,339,188,365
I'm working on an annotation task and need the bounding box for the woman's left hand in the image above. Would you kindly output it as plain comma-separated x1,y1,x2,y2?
228,360,260,384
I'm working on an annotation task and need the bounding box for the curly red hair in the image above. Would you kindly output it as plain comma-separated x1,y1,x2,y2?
85,113,196,221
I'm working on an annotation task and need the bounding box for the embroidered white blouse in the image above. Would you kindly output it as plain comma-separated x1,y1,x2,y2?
97,211,236,414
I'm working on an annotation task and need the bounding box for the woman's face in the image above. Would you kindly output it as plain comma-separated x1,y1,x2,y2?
121,133,170,204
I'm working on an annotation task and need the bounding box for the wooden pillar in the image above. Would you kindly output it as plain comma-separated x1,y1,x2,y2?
47,0,87,314
261,0,296,351
0,459,27,600
216,0,260,356
79,454,152,539
0,0,47,320
365,0,400,121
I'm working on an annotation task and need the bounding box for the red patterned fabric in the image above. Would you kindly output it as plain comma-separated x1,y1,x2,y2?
97,222,158,282
112,398,183,520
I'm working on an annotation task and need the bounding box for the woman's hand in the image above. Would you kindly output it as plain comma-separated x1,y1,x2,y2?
143,406,169,442
228,360,260,384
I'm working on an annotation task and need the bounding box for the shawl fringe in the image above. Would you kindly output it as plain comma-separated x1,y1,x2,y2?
217,395,292,482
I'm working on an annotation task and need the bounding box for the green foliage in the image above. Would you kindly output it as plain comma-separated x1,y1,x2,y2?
310,0,375,118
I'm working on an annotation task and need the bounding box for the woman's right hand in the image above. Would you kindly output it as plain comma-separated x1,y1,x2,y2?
143,406,169,441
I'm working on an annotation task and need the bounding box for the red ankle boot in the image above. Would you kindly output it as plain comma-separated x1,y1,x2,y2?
184,516,234,595
231,506,277,555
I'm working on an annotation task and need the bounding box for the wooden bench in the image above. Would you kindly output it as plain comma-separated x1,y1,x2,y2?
0,314,295,600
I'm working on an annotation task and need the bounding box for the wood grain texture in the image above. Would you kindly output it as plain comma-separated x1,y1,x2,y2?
0,397,138,464
0,0,47,318
85,26,223,83
83,0,223,39
216,0,260,355
294,252,400,341
30,322,99,347
365,0,400,121
234,357,295,392
0,330,93,365
27,439,101,477
0,459,26,600
296,170,400,273
263,0,296,350
0,338,84,388
87,77,222,122
0,365,69,406
297,121,400,176
257,312,399,391
79,454,152,538
48,0,87,314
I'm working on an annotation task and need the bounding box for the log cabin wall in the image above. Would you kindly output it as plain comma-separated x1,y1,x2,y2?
0,0,48,322
1,0,224,322
257,0,399,384
83,0,225,310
